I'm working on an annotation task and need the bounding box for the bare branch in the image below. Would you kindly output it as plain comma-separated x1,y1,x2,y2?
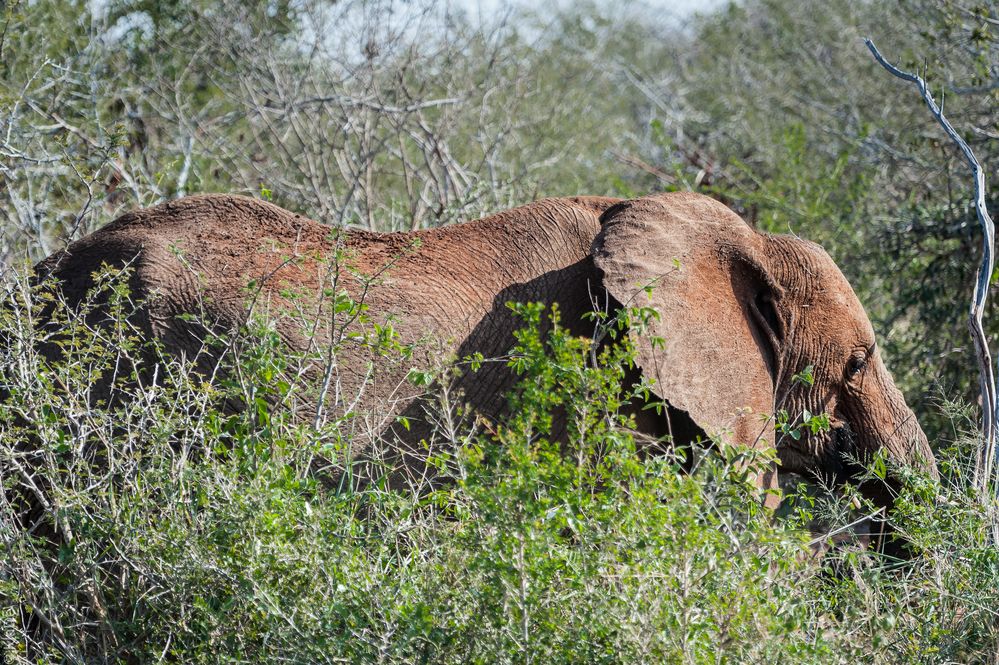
865,39,998,500
280,95,463,114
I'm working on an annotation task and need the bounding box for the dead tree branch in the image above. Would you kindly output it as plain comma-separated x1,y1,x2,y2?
865,38,998,497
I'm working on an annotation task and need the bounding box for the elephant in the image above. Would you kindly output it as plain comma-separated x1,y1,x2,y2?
32,191,937,509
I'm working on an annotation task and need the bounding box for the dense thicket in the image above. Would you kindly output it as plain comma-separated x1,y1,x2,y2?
3,0,998,427
2,0,999,660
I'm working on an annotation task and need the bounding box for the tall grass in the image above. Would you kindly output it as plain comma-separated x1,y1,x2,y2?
0,268,995,663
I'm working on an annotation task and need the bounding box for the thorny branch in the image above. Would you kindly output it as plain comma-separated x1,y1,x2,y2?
865,39,998,500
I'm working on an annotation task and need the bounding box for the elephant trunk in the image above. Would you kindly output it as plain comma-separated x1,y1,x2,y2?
847,360,938,511
872,362,937,480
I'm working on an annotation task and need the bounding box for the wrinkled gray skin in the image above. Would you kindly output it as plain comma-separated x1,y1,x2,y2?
36,192,936,508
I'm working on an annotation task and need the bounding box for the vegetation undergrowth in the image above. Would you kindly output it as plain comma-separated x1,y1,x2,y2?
0,272,995,663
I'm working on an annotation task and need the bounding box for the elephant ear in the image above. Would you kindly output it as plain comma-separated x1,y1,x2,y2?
593,192,783,459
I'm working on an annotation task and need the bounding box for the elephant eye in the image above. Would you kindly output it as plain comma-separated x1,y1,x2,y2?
847,355,867,378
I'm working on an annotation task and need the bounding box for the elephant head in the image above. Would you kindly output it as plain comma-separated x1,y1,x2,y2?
593,192,936,504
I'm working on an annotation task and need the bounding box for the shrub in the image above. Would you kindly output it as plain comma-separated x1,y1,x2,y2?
0,271,991,663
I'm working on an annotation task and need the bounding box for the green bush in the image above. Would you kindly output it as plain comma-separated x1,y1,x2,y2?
1,271,995,663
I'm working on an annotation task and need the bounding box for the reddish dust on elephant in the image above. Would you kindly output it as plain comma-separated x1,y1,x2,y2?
35,192,936,507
